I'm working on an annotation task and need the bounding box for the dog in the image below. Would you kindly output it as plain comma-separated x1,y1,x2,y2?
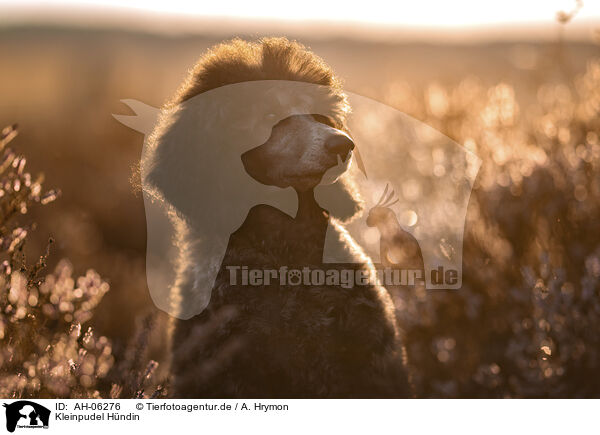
144,37,412,398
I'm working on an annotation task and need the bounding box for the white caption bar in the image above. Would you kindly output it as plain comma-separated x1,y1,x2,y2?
0,399,596,434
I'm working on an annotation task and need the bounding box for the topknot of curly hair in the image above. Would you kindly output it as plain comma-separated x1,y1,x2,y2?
173,37,345,105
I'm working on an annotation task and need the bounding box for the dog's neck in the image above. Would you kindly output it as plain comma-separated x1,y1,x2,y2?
291,187,329,264
295,188,326,222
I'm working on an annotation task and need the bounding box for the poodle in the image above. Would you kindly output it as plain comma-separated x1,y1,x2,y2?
144,37,412,398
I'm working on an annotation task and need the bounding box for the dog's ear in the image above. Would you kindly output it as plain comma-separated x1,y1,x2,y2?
144,108,215,221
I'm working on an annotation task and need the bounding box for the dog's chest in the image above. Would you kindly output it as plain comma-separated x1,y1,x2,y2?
225,204,329,266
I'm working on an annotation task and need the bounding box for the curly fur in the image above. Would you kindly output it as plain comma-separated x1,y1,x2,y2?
145,37,412,398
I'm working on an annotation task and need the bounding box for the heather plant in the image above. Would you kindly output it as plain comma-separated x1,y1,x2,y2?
109,313,165,399
389,57,600,397
0,125,115,398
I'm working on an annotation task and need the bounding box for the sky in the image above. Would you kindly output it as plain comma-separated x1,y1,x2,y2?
1,0,598,41
1,0,599,26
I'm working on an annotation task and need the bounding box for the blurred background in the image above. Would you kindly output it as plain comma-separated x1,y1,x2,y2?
0,0,599,398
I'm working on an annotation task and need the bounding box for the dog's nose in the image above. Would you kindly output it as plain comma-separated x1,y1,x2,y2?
325,134,355,159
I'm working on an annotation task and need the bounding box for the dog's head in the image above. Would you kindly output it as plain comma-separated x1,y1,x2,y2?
145,37,363,223
241,113,355,192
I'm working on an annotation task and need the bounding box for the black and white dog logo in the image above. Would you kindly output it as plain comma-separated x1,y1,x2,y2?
3,401,50,432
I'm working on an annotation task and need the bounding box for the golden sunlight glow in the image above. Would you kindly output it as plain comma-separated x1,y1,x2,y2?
3,0,600,27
